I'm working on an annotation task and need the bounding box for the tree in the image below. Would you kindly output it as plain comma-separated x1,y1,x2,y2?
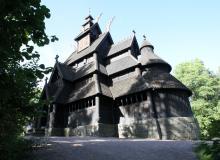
0,0,57,159
174,59,220,139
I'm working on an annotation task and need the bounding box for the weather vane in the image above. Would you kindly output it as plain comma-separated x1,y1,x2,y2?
143,34,146,40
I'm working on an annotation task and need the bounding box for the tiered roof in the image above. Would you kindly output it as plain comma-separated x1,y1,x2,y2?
107,36,135,58
42,14,192,104
139,39,171,72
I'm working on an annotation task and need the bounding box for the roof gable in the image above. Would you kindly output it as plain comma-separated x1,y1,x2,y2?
65,32,111,65
107,35,135,58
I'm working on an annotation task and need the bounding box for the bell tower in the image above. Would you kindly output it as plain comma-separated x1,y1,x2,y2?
74,14,102,52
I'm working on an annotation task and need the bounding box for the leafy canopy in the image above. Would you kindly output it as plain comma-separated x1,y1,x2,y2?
174,59,220,139
0,0,57,159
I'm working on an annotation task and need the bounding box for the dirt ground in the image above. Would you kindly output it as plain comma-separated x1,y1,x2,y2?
30,136,198,160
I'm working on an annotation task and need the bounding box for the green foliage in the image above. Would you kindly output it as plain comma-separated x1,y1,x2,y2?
1,137,33,160
195,141,220,160
0,0,57,159
174,59,220,139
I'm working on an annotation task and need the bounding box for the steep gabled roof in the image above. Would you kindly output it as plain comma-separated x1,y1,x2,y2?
110,76,148,98
107,35,135,58
56,63,75,81
56,61,109,83
54,80,113,104
65,32,110,65
55,81,97,104
74,23,101,41
142,69,192,96
106,55,138,75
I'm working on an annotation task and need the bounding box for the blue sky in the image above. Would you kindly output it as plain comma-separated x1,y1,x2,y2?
39,0,220,74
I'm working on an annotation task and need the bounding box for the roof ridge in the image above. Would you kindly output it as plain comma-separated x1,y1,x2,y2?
111,34,133,47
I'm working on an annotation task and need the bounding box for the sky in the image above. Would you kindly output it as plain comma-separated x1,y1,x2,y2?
38,0,220,78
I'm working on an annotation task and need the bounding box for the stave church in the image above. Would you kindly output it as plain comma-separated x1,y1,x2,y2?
38,14,199,139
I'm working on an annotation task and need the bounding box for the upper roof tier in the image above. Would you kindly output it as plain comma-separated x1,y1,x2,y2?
107,35,135,58
139,39,172,72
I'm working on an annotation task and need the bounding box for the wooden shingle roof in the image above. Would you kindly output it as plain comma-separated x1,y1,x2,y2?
139,40,171,72
110,76,148,98
57,62,107,82
55,81,113,104
107,36,134,58
142,69,192,96
106,55,138,75
65,32,110,65
55,81,97,104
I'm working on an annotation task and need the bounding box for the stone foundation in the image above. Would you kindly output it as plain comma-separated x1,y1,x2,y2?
158,117,200,140
118,117,199,140
47,124,118,137
118,118,160,139
45,117,199,139
45,128,65,136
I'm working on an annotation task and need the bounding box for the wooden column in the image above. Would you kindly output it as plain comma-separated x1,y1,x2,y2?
49,104,56,128
95,96,100,123
93,52,101,123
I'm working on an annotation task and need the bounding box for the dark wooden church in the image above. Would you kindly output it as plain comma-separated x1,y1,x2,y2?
39,14,199,139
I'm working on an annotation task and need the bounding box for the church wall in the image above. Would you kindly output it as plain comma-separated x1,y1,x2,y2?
116,90,199,139
152,90,193,118
65,97,97,128
62,96,117,137
116,92,160,139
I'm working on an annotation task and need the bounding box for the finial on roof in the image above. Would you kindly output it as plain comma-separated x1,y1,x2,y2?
89,8,91,15
55,54,59,62
132,30,136,35
106,16,115,32
143,34,146,40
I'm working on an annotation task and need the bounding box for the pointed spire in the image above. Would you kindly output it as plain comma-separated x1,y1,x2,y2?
140,35,154,50
139,35,171,72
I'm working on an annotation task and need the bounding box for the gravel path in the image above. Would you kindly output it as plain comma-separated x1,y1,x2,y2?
31,136,198,160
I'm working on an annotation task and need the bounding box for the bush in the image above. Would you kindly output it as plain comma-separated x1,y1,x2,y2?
195,140,220,160
0,136,33,160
